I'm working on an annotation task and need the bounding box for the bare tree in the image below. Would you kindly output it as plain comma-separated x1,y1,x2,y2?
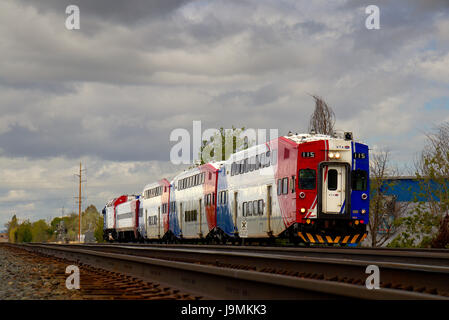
368,150,408,247
308,95,335,135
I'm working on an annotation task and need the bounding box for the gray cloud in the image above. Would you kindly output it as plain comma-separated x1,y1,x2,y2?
18,0,191,25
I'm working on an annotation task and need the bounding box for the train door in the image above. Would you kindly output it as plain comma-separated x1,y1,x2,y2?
180,202,183,236
266,185,272,235
321,164,346,214
145,208,148,238
158,206,161,238
198,198,203,237
233,192,238,235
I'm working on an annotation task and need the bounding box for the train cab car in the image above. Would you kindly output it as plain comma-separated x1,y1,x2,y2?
115,194,141,242
171,163,221,240
102,195,128,242
141,179,170,241
288,133,369,245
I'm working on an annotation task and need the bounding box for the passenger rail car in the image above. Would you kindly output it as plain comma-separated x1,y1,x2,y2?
102,132,369,245
102,194,141,242
141,179,170,241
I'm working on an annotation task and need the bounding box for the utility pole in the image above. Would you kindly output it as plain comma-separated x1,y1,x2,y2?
75,162,85,243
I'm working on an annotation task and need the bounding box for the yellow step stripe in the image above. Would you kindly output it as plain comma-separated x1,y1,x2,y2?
297,232,307,242
334,236,341,243
326,236,333,243
360,233,367,242
351,234,359,244
342,236,350,244
306,233,315,243
316,235,324,243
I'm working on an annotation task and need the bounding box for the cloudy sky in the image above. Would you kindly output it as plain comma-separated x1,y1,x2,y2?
0,0,448,229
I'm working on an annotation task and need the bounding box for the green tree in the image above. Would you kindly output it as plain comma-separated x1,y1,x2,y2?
94,216,104,243
389,122,449,248
368,150,408,247
31,219,51,242
5,214,19,243
16,220,32,243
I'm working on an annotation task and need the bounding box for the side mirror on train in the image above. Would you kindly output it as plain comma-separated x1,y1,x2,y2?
344,132,353,141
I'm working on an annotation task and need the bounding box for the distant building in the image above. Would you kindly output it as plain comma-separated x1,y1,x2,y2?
370,176,448,245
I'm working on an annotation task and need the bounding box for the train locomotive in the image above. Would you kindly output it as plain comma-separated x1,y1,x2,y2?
102,131,369,245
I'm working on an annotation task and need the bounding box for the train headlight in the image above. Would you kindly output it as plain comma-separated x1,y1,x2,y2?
361,193,368,200
328,152,335,159
300,208,306,213
361,209,366,214
299,192,306,199
335,152,341,159
306,219,311,224
355,220,359,225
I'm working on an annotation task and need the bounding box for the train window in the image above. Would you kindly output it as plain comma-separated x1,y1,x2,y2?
244,158,249,173
207,194,211,206
259,153,265,169
242,202,247,216
252,200,258,215
265,151,271,167
231,163,235,176
291,176,295,193
248,201,253,216
194,175,198,186
258,199,264,215
284,148,290,159
271,149,277,165
328,169,338,191
212,193,215,205
255,155,260,170
239,160,244,174
282,177,289,194
248,156,254,171
277,179,282,195
299,169,316,190
351,170,367,191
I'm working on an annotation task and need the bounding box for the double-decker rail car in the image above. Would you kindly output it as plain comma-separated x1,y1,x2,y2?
171,163,221,240
141,179,171,241
102,195,128,241
114,195,141,242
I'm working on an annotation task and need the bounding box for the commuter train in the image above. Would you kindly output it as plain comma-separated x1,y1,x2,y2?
102,132,369,245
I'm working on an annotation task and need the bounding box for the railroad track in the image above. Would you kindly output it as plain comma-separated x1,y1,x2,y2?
1,244,201,300
71,242,449,266
15,243,449,300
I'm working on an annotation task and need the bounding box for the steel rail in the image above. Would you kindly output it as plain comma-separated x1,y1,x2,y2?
46,242,449,267
20,243,449,299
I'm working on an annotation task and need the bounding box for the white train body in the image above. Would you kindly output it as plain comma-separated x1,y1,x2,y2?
141,180,170,239
115,195,140,233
